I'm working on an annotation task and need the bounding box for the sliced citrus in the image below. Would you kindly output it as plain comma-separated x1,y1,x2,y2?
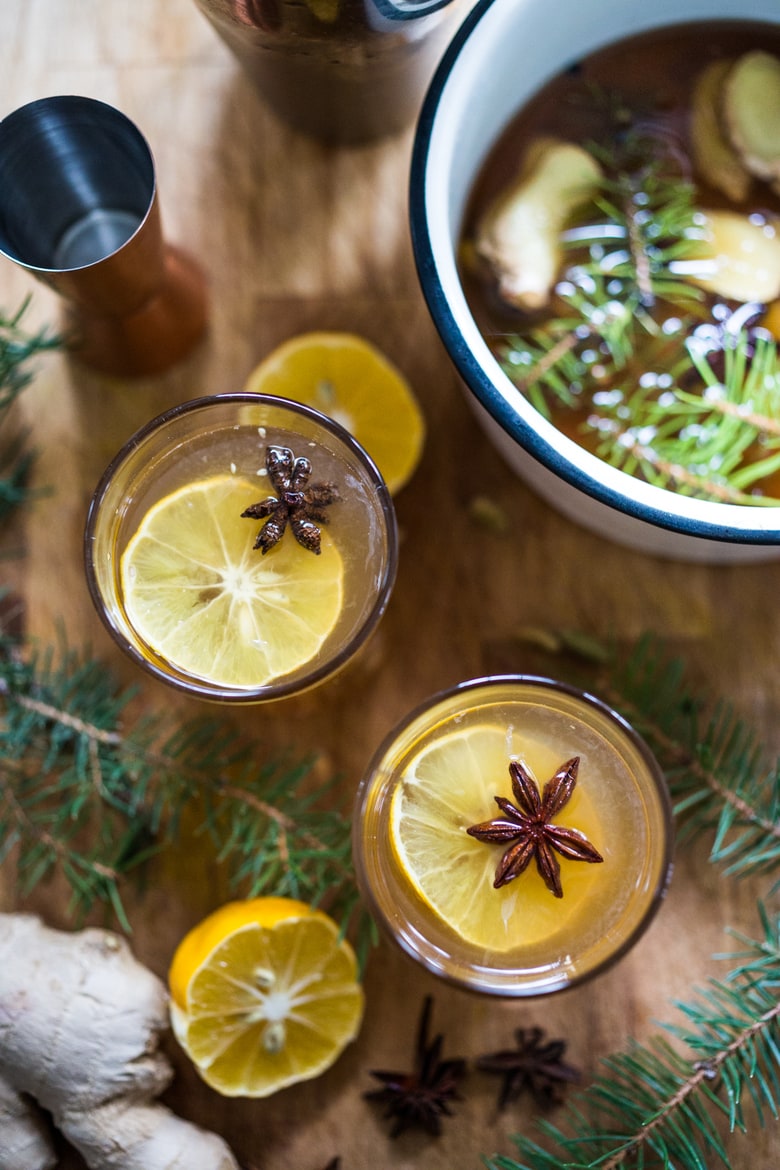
244,332,425,494
120,475,343,689
390,725,604,953
169,897,364,1098
304,0,339,20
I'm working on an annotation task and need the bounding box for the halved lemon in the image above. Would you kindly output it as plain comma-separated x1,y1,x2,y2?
390,726,604,953
120,475,343,689
244,332,425,495
169,897,364,1098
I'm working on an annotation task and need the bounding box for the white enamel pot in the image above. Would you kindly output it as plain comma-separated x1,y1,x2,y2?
410,0,780,562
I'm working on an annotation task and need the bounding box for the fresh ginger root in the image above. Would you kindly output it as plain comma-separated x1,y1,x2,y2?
0,1075,55,1170
0,914,240,1170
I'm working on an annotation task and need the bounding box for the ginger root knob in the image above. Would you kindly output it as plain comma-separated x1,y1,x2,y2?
474,136,603,311
0,914,240,1170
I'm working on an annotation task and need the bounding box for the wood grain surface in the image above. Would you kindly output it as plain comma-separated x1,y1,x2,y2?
1,2,779,1168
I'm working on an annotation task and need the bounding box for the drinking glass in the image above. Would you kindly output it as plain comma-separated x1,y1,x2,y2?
85,393,398,701
0,96,208,377
192,0,465,144
353,675,673,996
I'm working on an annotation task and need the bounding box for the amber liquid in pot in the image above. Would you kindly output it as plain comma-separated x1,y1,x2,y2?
460,21,780,497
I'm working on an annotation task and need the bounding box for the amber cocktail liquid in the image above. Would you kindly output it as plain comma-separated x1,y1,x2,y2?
85,394,397,702
353,676,673,996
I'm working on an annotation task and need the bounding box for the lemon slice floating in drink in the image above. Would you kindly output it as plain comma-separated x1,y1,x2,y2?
390,725,604,953
244,332,425,495
121,475,343,689
169,897,364,1097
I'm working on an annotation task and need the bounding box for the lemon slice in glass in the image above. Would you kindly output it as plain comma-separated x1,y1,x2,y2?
390,725,604,953
244,332,425,495
169,898,364,1098
120,475,343,689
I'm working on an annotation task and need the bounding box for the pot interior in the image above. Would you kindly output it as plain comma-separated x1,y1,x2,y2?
413,0,780,541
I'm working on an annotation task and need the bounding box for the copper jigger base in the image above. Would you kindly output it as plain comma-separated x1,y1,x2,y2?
64,246,209,378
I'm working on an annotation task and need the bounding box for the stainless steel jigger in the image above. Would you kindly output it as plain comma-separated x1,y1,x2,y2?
0,96,208,378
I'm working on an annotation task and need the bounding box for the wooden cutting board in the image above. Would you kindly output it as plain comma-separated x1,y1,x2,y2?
1,2,778,1167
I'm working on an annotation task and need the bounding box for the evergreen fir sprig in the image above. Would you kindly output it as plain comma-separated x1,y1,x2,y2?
0,433,38,522
492,114,780,504
566,157,705,311
496,156,706,418
500,277,638,418
597,636,780,879
0,299,60,522
0,629,375,961
486,907,780,1170
595,332,780,504
478,634,780,1168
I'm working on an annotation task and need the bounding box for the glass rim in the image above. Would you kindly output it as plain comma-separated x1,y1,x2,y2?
0,94,157,275
84,391,399,703
353,673,675,997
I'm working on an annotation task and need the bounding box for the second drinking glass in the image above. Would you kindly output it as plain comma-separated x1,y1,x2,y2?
85,393,398,702
353,675,674,996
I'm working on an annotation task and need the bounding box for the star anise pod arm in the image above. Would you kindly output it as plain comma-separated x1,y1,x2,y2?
476,1025,581,1111
306,481,340,509
267,444,295,490
509,758,545,817
545,824,605,863
415,996,464,1094
240,497,281,520
467,802,529,842
538,756,580,817
364,996,466,1138
495,837,537,889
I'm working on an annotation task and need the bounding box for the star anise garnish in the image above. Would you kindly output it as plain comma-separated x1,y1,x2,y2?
364,996,466,1138
466,756,603,898
241,445,339,555
476,1025,581,1110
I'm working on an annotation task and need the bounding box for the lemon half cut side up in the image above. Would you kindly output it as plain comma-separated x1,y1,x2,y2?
169,897,365,1098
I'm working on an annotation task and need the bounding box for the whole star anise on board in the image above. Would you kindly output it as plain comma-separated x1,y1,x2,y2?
241,445,339,555
364,996,466,1138
476,1025,581,1110
466,756,603,897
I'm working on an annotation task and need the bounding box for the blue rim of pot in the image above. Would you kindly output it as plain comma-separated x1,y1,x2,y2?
373,0,455,20
409,0,780,547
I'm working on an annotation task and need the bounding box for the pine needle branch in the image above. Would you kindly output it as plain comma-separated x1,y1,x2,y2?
496,153,705,419
592,635,780,879
0,299,60,522
489,111,780,503
486,908,780,1170
595,332,780,504
481,630,780,1169
0,628,374,961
